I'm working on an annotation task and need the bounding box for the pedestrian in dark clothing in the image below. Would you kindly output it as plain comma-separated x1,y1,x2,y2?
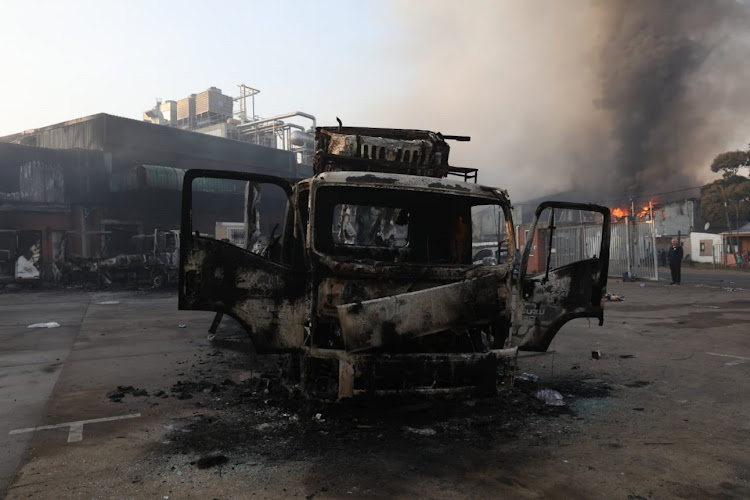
667,238,683,284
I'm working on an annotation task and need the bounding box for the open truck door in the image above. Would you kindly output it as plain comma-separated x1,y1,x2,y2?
179,169,306,352
512,202,610,351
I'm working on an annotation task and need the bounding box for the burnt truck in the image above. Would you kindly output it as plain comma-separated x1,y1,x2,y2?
179,127,610,400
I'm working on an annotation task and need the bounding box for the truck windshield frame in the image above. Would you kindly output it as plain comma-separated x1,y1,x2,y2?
311,184,512,266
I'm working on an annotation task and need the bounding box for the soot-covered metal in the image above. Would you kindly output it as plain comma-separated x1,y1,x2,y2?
179,126,611,400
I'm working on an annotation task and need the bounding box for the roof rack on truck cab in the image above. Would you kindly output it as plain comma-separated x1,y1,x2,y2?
314,126,478,183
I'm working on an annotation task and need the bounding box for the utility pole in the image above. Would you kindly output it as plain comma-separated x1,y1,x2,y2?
719,184,737,266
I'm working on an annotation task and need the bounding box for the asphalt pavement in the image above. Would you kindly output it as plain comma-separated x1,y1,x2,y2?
0,290,213,496
1,270,749,498
0,291,91,493
656,266,750,288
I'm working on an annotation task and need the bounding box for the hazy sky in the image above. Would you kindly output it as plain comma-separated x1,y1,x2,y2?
2,0,749,201
1,0,392,133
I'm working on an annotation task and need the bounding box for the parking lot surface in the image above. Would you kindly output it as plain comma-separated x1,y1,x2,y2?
1,273,749,499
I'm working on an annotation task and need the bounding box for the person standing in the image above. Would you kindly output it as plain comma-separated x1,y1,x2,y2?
667,238,683,285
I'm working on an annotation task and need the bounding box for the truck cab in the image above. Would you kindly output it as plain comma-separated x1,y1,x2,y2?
179,127,610,399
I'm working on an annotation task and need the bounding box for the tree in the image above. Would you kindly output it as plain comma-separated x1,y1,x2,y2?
701,148,750,266
702,147,750,228
700,176,750,226
710,150,748,176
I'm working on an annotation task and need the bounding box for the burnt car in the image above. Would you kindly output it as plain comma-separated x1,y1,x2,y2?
179,127,610,400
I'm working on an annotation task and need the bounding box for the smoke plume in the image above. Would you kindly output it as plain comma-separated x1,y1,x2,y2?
364,0,750,203
597,0,750,198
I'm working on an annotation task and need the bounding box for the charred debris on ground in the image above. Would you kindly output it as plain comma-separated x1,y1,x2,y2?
105,347,613,462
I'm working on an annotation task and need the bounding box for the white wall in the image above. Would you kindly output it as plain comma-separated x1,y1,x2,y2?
688,232,722,264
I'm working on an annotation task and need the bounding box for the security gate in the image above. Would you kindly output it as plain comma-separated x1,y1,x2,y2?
548,220,657,281
609,220,658,280
549,224,604,269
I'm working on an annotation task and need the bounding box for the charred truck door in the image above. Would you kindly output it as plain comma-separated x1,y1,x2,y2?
512,202,610,351
179,170,306,352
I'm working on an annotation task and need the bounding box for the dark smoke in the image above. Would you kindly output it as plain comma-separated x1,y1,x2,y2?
595,0,750,197
364,0,750,203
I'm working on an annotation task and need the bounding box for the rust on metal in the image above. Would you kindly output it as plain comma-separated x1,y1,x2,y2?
178,127,611,400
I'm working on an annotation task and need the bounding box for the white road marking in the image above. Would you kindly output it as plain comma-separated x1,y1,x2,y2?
706,352,750,366
67,423,84,442
9,413,141,443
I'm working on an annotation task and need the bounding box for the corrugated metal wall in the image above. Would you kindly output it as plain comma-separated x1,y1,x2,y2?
31,116,106,150
20,162,64,203
0,161,65,203
609,221,658,280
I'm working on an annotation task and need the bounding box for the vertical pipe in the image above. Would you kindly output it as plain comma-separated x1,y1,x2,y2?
649,201,658,281
80,207,88,258
624,213,632,280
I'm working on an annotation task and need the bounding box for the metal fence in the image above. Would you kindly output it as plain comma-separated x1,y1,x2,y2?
548,220,658,280
609,221,658,280
549,225,604,269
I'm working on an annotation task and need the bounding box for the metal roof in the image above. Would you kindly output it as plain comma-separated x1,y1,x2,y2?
722,222,750,235
0,113,308,179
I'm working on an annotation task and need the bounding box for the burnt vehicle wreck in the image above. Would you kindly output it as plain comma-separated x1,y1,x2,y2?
179,126,610,400
58,230,180,288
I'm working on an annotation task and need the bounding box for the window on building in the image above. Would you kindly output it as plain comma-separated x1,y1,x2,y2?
699,240,713,257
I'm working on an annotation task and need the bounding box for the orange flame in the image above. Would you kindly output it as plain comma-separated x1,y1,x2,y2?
612,208,627,218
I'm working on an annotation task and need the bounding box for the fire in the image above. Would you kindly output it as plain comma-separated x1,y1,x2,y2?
612,207,627,218
611,201,660,221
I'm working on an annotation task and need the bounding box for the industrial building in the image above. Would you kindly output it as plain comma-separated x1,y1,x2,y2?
0,109,313,285
142,85,316,166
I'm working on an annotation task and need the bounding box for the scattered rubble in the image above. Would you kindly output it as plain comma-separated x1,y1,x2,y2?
535,389,565,406
193,455,229,469
404,426,437,436
518,372,541,382
142,350,614,468
106,385,149,402
94,347,622,496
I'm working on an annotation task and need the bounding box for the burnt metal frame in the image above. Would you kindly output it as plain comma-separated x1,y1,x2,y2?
519,201,611,290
